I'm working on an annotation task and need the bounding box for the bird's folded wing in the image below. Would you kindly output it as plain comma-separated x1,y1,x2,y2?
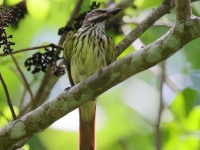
63,31,75,86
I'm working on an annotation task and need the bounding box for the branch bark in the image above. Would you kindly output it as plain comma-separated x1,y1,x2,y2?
175,0,191,23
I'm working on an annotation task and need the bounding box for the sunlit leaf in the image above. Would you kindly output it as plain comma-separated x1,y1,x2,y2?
5,0,22,5
135,0,162,9
27,0,51,20
162,121,181,150
184,38,200,69
177,136,199,150
141,26,169,45
184,106,200,131
0,105,18,127
37,128,78,150
0,67,22,106
170,88,197,119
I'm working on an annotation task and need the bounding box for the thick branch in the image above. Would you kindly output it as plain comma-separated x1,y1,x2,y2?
1,13,200,149
115,0,173,57
175,0,191,23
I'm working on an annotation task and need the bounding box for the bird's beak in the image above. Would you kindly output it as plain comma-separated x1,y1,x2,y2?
88,8,122,22
105,8,122,18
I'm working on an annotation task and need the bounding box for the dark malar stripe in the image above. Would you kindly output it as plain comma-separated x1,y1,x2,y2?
74,37,79,48
81,34,86,42
80,26,91,35
97,48,100,57
88,29,93,38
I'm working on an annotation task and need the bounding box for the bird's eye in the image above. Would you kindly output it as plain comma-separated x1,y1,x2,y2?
93,12,98,16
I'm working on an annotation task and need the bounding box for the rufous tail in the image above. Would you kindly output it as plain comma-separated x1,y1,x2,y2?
79,105,96,150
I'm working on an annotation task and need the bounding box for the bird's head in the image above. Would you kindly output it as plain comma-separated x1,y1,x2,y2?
82,8,122,27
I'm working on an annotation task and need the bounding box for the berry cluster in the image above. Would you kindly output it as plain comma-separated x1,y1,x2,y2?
0,6,23,54
24,44,62,74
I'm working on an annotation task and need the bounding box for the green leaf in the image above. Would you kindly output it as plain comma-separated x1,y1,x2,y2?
140,26,169,45
27,0,51,20
0,68,22,106
162,121,181,150
36,129,78,150
184,106,200,131
134,0,162,9
170,88,197,119
97,89,153,149
176,135,199,150
184,38,200,69
5,0,22,5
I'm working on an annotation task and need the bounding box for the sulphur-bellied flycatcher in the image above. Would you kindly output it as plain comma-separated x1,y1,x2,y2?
63,8,122,150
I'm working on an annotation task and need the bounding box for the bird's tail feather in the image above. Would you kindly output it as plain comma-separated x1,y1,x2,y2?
79,105,96,150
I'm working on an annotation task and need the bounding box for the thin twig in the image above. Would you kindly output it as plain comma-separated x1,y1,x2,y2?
19,75,38,109
10,53,34,100
0,44,63,57
0,73,17,120
124,19,174,28
155,62,165,150
151,66,180,92
19,88,27,109
165,77,180,92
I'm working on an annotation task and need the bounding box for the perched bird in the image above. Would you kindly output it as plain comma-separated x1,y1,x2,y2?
63,8,122,150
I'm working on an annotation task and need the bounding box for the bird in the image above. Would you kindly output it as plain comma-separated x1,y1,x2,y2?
63,8,122,150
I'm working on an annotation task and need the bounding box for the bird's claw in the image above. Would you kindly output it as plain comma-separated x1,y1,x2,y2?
64,87,71,91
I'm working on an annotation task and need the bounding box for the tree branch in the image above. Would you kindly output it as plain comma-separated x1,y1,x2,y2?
0,44,63,57
0,73,17,120
10,53,34,100
155,62,165,150
175,0,192,23
115,0,173,57
1,4,200,147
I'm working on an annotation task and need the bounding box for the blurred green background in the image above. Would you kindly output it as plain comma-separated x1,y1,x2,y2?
0,0,200,149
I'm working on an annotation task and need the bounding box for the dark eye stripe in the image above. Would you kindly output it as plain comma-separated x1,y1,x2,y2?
91,9,108,16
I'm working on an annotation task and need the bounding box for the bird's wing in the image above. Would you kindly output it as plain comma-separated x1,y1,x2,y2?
63,31,75,86
106,36,116,64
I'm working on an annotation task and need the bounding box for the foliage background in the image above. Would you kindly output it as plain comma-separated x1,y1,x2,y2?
0,0,200,149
